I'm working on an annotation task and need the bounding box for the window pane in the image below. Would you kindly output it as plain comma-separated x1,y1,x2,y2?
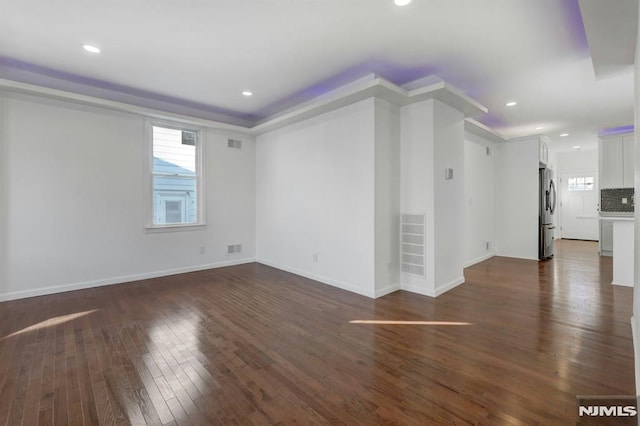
153,177,197,225
567,176,595,191
151,124,199,227
152,126,196,176
165,201,183,223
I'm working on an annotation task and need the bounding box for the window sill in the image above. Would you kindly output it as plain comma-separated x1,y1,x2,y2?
145,223,206,233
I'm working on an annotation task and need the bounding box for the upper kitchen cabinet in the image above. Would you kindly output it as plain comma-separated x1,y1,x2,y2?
599,133,634,189
539,136,551,167
623,134,635,188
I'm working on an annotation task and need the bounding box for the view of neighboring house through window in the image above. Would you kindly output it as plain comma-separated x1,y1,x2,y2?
151,125,200,226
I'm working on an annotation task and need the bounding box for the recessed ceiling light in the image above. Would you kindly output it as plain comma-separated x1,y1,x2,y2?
242,91,253,97
560,133,569,137
506,101,517,107
536,126,544,130
394,0,412,5
82,44,101,54
573,146,582,150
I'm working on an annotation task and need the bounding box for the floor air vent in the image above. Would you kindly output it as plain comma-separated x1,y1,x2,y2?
401,214,425,276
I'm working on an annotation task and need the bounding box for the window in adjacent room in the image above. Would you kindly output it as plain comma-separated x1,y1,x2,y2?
148,122,204,229
567,176,594,191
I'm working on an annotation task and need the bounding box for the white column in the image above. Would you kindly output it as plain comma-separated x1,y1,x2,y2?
400,99,465,297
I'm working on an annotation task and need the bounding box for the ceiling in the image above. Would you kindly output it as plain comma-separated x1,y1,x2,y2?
0,0,636,150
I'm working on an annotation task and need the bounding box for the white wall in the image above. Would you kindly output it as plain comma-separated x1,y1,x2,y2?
1,92,256,300
400,101,436,295
495,137,539,260
0,97,7,295
433,101,465,292
400,99,465,296
555,149,597,173
464,132,497,267
374,99,401,297
633,2,640,397
255,99,376,297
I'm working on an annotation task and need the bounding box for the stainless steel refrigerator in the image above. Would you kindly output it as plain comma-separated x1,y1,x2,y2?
539,168,556,259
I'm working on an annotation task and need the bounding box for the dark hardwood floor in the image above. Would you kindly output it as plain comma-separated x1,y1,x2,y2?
0,239,634,425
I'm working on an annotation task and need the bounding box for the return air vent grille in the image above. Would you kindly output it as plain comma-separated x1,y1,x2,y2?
401,214,425,276
228,139,242,149
228,244,242,254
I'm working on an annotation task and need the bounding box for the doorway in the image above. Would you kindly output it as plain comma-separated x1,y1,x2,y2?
558,171,599,240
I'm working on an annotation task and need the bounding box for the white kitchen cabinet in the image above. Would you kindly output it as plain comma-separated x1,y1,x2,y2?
538,136,550,167
623,134,635,187
599,219,613,256
612,219,634,286
599,133,634,189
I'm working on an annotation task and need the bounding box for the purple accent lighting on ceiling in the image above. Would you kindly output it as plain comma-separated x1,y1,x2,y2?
563,0,590,56
474,114,507,129
0,56,257,126
252,59,442,120
598,125,634,137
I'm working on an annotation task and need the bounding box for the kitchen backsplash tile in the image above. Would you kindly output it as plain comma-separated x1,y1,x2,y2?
601,188,635,212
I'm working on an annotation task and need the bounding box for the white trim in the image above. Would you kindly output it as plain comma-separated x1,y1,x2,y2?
401,276,465,298
400,283,436,298
494,254,540,261
0,258,256,302
256,258,375,298
144,224,207,233
0,76,491,139
464,118,507,144
632,317,640,397
434,276,465,297
252,75,487,135
0,79,253,133
611,280,634,287
375,283,401,298
464,252,495,268
145,119,205,230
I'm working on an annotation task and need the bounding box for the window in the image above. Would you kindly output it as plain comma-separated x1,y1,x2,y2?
148,122,203,229
568,176,594,191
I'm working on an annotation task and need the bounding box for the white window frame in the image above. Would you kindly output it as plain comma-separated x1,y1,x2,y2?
145,118,205,232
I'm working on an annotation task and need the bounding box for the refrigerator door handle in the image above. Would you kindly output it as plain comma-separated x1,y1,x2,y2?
545,190,550,211
549,179,556,215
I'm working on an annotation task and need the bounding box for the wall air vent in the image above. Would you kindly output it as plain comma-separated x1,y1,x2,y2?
228,139,242,149
401,214,425,276
228,244,242,255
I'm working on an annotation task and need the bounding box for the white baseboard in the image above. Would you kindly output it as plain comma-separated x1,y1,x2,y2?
434,276,465,297
612,281,634,287
0,257,256,302
401,276,465,298
375,283,401,298
401,283,436,298
464,252,495,268
256,258,375,298
494,252,539,261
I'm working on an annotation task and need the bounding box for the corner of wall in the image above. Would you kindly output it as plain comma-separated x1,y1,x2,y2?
0,94,7,296
634,1,640,396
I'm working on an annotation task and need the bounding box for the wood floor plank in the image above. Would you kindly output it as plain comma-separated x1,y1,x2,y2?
0,240,634,424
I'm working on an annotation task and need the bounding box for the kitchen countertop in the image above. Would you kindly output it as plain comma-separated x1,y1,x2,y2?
599,211,634,217
600,216,634,221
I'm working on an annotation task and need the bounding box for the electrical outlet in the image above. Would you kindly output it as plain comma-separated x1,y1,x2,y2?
485,241,491,250
199,245,206,254
313,253,319,263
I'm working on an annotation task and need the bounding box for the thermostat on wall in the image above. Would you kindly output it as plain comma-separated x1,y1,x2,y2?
445,168,454,180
